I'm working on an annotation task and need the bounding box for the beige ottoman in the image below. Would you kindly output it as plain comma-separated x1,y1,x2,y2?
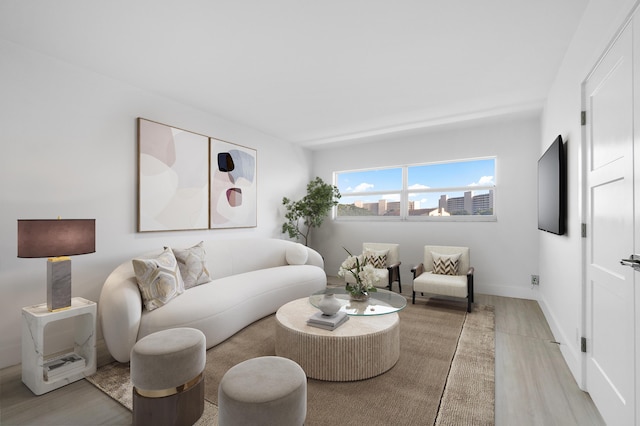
218,356,307,426
130,328,206,426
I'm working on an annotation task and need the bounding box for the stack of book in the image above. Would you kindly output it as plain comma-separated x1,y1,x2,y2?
43,352,86,381
307,311,349,331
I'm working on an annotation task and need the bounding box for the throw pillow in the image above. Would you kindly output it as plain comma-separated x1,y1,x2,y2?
364,248,388,269
286,243,308,265
171,241,211,289
132,247,185,311
431,252,460,276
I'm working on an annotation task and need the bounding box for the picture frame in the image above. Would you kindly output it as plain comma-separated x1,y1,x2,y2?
210,138,257,228
137,118,210,232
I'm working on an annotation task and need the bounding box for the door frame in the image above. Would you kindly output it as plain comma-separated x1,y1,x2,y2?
580,4,640,422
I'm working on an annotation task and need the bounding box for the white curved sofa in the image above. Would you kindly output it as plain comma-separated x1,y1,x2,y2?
99,238,326,362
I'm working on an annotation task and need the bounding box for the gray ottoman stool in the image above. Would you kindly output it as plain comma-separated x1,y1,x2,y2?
218,356,307,426
130,328,206,426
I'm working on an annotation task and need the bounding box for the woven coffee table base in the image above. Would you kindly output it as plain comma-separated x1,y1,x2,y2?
275,298,400,381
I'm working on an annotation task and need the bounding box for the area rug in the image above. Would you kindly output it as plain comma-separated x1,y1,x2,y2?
87,300,494,426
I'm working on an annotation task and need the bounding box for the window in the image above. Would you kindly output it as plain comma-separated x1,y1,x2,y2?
335,158,496,220
336,167,402,217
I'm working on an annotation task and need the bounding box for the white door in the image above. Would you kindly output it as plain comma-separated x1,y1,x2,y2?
584,22,636,425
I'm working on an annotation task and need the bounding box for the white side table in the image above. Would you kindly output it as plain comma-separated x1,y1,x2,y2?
22,297,97,395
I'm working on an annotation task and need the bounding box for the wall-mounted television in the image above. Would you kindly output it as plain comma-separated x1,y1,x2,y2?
538,135,566,235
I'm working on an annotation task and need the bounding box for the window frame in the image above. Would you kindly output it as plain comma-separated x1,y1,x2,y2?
333,157,497,222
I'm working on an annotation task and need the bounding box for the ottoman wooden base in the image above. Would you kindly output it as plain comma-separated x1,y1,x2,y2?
133,375,204,426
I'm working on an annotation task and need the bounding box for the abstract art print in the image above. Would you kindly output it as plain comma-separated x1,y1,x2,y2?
210,139,257,228
138,118,210,232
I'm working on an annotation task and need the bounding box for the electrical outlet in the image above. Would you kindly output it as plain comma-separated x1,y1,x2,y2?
531,274,540,286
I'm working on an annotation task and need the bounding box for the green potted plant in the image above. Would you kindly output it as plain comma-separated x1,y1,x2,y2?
282,177,341,246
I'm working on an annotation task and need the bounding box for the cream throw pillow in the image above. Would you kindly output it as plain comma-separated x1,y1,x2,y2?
132,247,185,311
172,241,211,289
432,252,461,276
286,243,308,265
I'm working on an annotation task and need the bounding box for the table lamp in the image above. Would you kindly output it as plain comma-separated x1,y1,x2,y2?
18,218,96,311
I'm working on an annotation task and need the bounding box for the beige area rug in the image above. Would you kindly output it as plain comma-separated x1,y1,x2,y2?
87,300,494,426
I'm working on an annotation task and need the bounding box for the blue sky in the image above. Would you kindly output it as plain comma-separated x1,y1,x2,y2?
336,158,495,192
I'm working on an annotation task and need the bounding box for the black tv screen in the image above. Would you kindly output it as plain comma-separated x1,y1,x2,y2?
538,135,566,235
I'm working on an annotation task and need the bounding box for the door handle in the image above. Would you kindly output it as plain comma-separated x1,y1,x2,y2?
620,254,640,271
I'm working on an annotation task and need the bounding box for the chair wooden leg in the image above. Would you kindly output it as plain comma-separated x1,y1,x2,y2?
467,274,475,303
466,272,474,312
389,266,402,293
412,291,416,304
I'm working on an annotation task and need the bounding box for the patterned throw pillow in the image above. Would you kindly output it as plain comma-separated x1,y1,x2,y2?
432,252,461,276
132,247,185,311
172,241,211,289
364,248,388,269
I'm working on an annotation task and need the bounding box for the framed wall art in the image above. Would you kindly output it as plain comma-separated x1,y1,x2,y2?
137,118,210,232
210,138,257,228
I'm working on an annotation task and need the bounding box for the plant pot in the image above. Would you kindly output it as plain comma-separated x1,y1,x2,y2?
349,291,370,302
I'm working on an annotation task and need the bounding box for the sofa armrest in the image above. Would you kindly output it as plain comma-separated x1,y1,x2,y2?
98,265,143,363
305,246,325,269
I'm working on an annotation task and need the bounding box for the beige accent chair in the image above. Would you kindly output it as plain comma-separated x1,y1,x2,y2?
344,243,402,293
411,245,474,312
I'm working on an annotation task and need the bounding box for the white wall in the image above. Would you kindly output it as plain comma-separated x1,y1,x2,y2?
311,114,541,299
539,0,639,386
0,40,313,369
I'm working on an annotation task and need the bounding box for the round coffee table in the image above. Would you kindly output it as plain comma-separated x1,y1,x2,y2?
275,289,406,381
308,287,407,316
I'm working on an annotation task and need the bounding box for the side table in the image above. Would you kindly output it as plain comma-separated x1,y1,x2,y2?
22,297,97,395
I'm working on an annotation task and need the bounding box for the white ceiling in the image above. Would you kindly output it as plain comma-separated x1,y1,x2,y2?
0,1,588,148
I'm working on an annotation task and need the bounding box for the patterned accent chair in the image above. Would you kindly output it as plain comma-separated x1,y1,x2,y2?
344,243,402,293
411,245,474,312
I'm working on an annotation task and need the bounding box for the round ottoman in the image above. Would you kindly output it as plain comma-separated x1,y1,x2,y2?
218,356,307,426
130,328,206,426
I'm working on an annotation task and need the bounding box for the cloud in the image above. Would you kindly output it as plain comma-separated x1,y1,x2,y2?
382,194,400,201
408,183,430,190
469,175,494,186
353,182,374,192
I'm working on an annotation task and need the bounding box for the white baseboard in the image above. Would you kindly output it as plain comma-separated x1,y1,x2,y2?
536,294,584,390
480,283,540,300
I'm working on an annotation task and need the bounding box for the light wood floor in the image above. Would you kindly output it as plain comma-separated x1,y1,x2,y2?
475,294,604,425
0,292,604,425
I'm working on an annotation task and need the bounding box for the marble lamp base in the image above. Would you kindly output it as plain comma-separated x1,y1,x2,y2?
47,257,71,311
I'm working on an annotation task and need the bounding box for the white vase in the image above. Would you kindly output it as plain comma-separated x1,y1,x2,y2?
318,293,341,316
